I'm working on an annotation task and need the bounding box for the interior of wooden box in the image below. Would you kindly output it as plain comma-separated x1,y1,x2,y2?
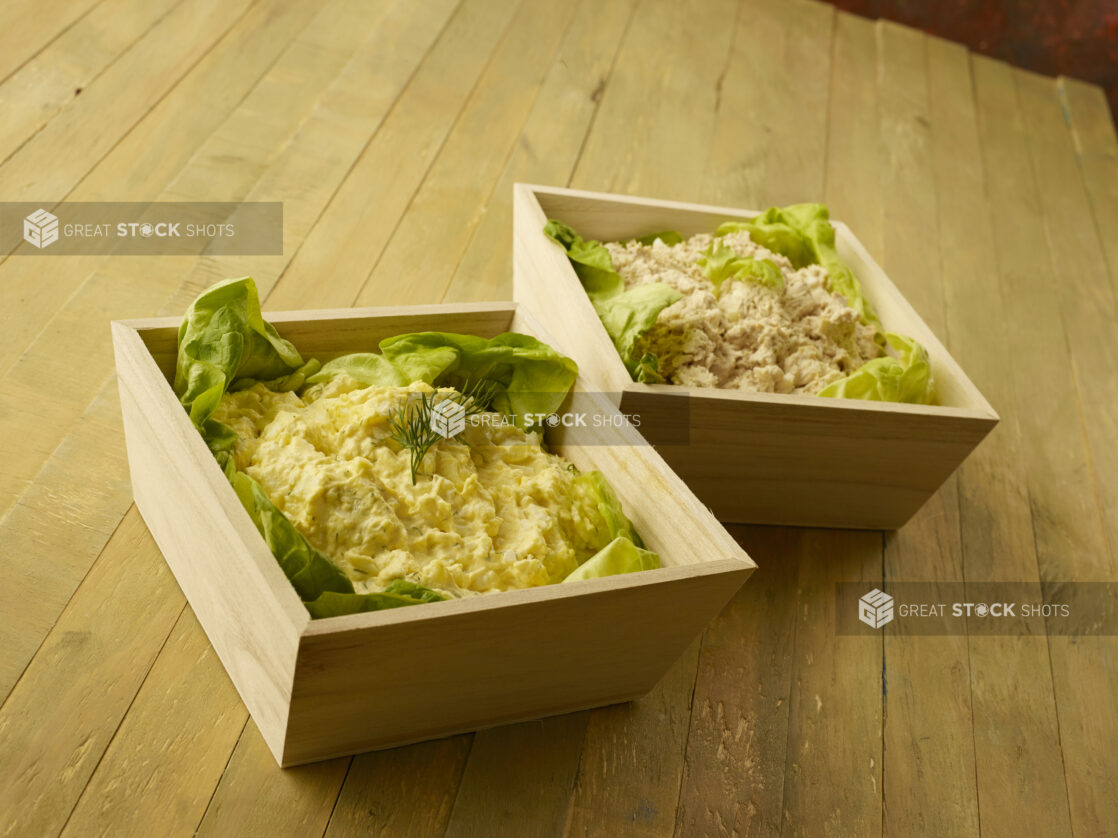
129,304,740,573
530,187,992,415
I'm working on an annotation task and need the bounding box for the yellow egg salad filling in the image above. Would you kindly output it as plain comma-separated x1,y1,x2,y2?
213,375,618,599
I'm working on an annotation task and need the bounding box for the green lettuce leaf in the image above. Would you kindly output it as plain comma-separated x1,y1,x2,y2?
305,353,407,388
544,219,681,380
716,204,879,327
563,536,660,583
574,470,646,548
698,242,783,291
818,333,935,404
175,276,303,426
230,470,354,601
378,331,578,421
305,580,448,619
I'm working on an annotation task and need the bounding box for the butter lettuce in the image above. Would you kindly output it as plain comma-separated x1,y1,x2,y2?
563,537,659,583
818,332,935,404
547,205,938,405
305,353,405,388
716,203,879,327
176,278,656,618
698,242,782,291
574,470,646,548
379,331,578,421
544,219,680,383
175,277,304,427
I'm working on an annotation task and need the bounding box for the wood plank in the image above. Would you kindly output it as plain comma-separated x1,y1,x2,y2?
569,0,736,200
675,2,831,833
1012,67,1118,837
0,0,104,84
780,531,883,838
267,0,520,310
349,0,578,308
563,643,699,838
442,0,637,303
444,715,588,838
195,724,349,838
0,0,180,167
323,737,471,838
674,528,800,838
702,0,833,209
60,610,248,837
874,21,979,838
1016,70,1118,570
0,0,251,208
1060,77,1118,298
0,508,185,838
927,36,1073,838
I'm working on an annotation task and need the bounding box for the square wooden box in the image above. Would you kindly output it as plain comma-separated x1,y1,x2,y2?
111,301,754,766
513,184,999,530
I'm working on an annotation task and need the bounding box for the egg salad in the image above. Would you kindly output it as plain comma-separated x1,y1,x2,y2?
213,375,623,599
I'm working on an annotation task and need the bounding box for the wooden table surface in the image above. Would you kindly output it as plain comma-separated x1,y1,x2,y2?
1,0,1116,835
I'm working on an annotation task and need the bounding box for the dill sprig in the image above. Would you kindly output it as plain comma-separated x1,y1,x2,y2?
389,379,500,483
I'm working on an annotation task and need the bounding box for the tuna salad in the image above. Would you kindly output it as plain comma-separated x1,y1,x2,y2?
545,203,936,405
603,230,880,394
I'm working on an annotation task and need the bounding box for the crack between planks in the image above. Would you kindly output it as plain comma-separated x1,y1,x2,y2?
191,715,251,836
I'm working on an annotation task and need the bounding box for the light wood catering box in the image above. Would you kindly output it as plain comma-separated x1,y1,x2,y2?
111,301,754,766
513,184,999,530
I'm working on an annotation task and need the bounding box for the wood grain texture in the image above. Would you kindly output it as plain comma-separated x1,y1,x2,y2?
196,724,349,838
59,609,249,838
444,714,588,838
324,736,471,838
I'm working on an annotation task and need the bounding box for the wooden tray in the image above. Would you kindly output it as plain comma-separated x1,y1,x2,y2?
513,184,999,530
111,301,754,766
